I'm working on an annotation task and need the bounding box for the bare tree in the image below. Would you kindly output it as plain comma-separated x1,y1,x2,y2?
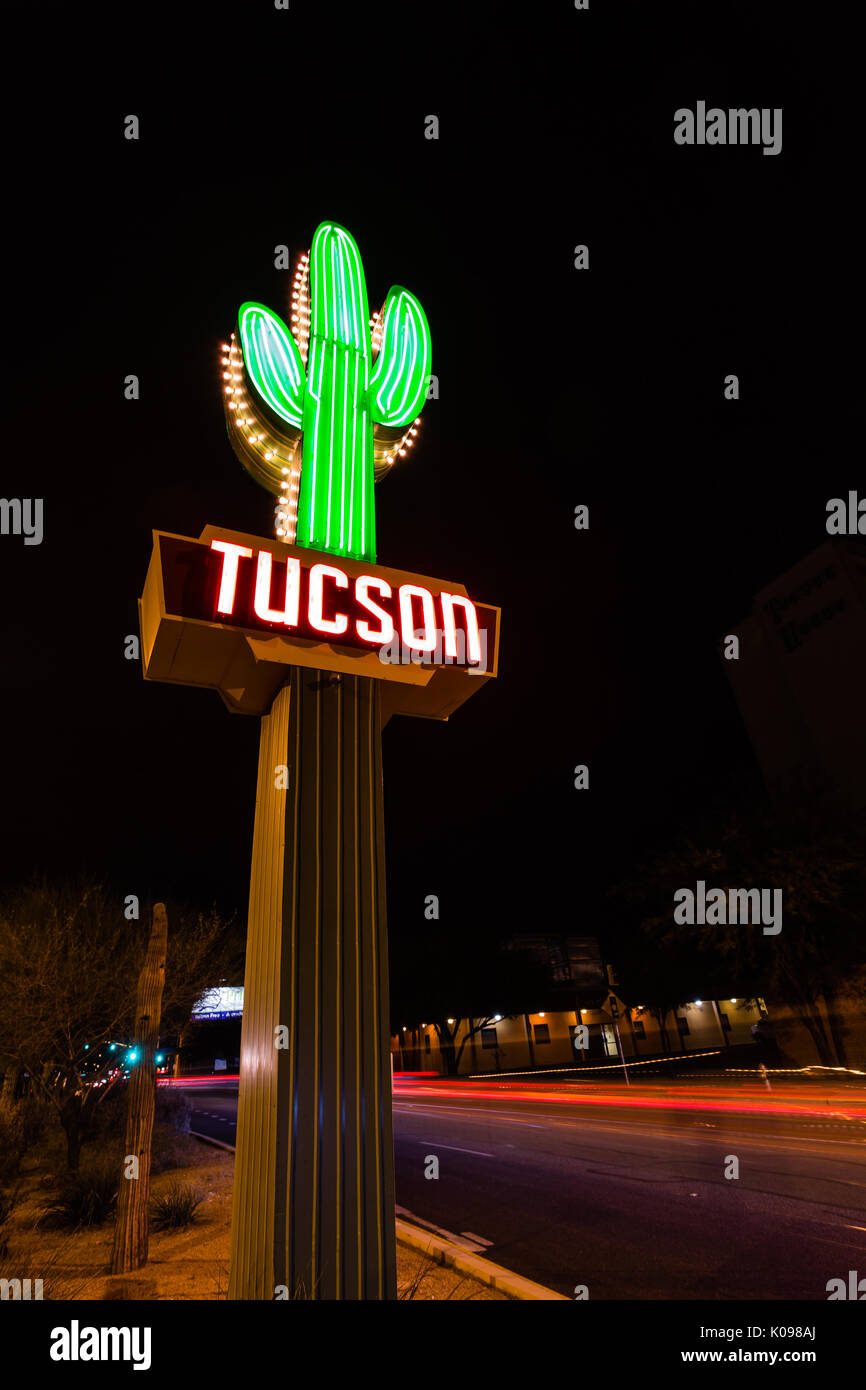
0,882,140,1170
0,880,242,1171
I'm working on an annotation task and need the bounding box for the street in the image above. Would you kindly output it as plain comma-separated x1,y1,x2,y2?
174,1074,866,1299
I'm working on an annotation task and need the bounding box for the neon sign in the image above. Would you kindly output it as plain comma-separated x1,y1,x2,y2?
210,538,481,661
223,222,431,566
149,533,484,663
141,221,497,1304
140,526,499,720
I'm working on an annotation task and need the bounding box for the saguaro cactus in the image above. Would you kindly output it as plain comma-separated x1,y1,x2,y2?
225,222,431,564
111,903,168,1274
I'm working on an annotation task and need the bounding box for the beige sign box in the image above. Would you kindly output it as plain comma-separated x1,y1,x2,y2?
139,524,500,723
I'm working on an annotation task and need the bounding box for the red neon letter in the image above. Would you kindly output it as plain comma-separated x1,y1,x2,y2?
254,550,301,627
355,574,394,645
210,539,253,615
398,583,437,652
440,592,482,665
308,563,349,636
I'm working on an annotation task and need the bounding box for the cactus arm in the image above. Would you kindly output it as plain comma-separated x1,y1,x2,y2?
368,287,431,428
238,302,306,429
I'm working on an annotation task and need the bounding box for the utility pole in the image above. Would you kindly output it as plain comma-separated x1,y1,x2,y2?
604,964,630,1085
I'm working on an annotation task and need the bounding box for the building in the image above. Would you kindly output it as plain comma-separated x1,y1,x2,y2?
723,538,866,818
392,995,766,1075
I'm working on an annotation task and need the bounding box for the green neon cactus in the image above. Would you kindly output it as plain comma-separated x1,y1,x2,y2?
232,221,431,564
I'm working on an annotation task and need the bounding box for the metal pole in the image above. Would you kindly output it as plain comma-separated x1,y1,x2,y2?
606,995,630,1086
229,666,396,1300
613,1020,630,1086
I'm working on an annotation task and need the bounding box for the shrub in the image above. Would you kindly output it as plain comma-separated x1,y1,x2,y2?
42,1167,119,1229
85,1082,129,1145
0,1106,22,1186
150,1183,203,1231
0,1096,47,1182
13,1096,47,1154
0,1188,15,1258
154,1087,192,1136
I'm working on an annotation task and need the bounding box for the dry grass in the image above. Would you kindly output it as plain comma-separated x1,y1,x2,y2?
396,1244,510,1300
1,1138,509,1300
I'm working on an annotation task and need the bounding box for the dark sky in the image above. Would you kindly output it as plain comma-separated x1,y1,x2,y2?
2,2,858,970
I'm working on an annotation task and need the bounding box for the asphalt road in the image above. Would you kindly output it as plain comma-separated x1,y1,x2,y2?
177,1076,866,1299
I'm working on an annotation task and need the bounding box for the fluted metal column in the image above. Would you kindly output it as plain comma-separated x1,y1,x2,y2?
228,666,396,1300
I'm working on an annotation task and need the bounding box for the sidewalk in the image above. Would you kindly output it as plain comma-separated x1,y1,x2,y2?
5,1139,537,1300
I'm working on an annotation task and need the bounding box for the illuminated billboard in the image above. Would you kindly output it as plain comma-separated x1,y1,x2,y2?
191,986,244,1021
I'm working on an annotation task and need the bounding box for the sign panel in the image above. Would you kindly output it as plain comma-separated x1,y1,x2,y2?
192,985,245,1020
140,524,500,722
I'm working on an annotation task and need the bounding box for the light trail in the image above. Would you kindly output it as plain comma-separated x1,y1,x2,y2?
390,1077,866,1122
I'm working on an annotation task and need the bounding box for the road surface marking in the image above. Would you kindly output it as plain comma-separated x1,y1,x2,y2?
806,1234,866,1254
416,1140,494,1156
395,1206,489,1253
461,1231,494,1246
395,1102,548,1128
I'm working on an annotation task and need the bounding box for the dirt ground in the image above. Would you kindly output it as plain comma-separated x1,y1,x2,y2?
3,1137,509,1300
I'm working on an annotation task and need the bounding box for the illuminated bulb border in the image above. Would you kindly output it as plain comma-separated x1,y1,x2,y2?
219,328,302,543
224,248,426,540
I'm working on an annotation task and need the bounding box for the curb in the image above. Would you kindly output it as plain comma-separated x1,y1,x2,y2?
395,1218,568,1300
189,1129,236,1152
190,1132,567,1300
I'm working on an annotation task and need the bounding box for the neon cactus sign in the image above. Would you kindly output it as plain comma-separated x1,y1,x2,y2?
221,221,431,565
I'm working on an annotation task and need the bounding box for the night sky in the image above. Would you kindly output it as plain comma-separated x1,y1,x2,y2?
3,2,858,977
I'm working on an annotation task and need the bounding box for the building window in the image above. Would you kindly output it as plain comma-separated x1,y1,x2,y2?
632,1018,645,1038
425,1033,431,1051
719,1013,731,1032
533,1023,550,1044
676,1014,690,1035
481,1027,498,1049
